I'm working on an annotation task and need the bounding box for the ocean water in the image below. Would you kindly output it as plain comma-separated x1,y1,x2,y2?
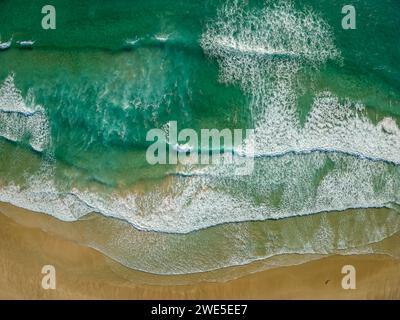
0,0,399,274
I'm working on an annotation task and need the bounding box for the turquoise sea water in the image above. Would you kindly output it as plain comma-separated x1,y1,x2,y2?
0,0,399,274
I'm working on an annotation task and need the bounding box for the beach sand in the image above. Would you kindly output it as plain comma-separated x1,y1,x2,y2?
0,202,399,299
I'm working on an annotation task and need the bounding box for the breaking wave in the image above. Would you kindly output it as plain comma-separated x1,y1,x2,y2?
0,74,50,152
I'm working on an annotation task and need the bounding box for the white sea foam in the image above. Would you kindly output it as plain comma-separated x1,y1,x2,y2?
0,74,34,114
250,91,400,164
16,40,35,47
125,38,140,46
154,34,171,42
1,149,398,234
0,74,50,152
201,1,340,94
0,36,12,50
0,164,139,226
200,0,400,164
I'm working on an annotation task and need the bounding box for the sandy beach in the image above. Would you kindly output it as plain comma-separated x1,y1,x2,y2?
0,202,399,300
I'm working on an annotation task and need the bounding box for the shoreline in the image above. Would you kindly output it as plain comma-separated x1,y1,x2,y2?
0,202,399,299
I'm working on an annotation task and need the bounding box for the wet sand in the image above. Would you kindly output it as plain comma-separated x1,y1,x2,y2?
0,203,399,299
